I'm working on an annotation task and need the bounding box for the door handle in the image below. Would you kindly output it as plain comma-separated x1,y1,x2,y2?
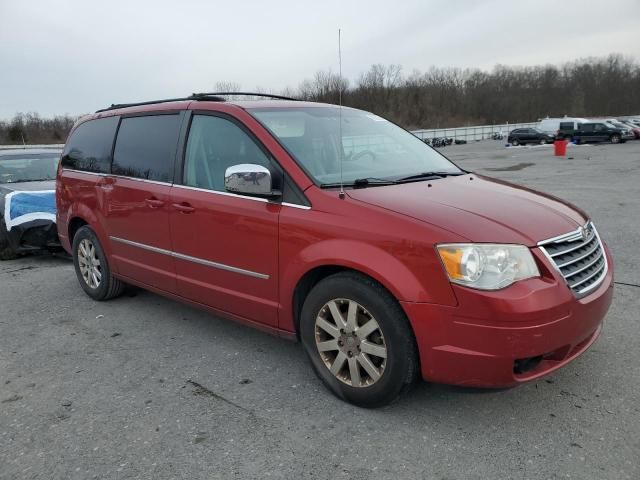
172,202,195,214
145,198,165,208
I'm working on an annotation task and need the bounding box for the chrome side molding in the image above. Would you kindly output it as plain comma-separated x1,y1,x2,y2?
109,236,270,280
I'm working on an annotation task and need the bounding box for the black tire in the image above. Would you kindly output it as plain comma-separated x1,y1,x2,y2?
511,139,519,146
72,226,125,301
0,218,18,261
300,272,419,408
611,134,621,144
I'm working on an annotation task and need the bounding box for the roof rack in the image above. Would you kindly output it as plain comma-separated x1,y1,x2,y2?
190,92,299,101
96,92,298,113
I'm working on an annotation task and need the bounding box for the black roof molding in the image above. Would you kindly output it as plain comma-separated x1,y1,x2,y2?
95,92,298,113
191,92,299,101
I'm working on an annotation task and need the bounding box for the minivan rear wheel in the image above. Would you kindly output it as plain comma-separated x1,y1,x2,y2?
300,272,419,407
72,226,125,301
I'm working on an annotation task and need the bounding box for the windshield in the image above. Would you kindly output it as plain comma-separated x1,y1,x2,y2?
0,153,60,184
249,107,462,185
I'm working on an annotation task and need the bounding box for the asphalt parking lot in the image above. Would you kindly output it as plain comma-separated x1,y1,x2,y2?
1,141,639,480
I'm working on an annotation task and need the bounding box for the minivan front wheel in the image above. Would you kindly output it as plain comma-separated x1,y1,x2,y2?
611,134,621,144
72,226,125,301
300,272,418,407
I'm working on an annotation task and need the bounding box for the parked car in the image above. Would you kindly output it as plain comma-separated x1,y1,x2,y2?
507,128,554,146
573,122,633,144
0,148,62,260
603,119,639,139
537,117,588,138
618,120,640,139
57,93,613,407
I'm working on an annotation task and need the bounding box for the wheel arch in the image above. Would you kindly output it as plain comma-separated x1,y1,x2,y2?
284,239,440,337
68,216,88,244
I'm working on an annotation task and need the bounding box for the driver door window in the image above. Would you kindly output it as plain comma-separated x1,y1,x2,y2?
184,115,272,192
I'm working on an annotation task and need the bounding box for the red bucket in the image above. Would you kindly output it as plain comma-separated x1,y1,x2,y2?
554,140,568,156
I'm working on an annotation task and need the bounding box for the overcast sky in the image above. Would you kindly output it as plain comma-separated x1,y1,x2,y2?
1,0,638,118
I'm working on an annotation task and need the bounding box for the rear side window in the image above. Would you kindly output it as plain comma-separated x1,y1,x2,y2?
61,116,119,173
581,124,594,132
112,114,181,182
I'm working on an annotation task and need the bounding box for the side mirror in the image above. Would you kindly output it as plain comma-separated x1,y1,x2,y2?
224,164,281,198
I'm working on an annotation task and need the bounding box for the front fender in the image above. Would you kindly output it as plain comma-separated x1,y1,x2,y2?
279,238,458,333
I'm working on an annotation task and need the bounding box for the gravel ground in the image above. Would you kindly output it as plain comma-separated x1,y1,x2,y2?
1,140,638,480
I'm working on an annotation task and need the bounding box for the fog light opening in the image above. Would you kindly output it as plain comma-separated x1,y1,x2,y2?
514,355,543,375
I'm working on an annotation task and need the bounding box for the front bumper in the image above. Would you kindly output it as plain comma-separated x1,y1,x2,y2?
5,218,60,253
402,246,614,387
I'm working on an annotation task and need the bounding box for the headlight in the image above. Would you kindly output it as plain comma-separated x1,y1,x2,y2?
436,244,540,290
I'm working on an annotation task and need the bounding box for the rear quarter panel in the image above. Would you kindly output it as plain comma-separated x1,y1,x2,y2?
56,170,112,261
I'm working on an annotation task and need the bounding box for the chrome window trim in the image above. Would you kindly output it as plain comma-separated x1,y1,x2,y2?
61,169,312,209
61,168,173,186
61,168,106,177
109,174,172,186
537,222,608,297
282,202,311,210
171,183,269,203
109,236,270,280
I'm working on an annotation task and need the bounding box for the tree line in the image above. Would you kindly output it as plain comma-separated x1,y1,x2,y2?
293,54,640,129
2,54,639,144
0,113,76,145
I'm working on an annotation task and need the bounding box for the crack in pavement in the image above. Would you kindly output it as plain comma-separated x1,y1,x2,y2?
186,379,254,415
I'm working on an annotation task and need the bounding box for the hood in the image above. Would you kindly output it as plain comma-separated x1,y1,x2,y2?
347,174,587,246
0,180,55,194
0,180,56,192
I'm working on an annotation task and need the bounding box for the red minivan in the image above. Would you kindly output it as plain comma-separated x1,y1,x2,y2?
56,93,613,407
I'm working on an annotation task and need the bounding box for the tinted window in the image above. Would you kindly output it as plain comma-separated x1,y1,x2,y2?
183,115,273,192
594,123,605,132
581,124,594,132
112,114,180,182
61,117,118,173
559,122,573,130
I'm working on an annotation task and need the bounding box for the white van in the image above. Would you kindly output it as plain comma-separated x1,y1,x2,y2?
538,117,589,137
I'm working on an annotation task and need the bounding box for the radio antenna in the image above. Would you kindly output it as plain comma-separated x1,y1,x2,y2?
338,28,345,199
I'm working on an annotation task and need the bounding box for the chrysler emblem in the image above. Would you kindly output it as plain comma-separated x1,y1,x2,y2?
581,225,590,241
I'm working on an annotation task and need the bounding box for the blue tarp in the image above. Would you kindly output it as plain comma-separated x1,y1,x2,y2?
5,190,56,230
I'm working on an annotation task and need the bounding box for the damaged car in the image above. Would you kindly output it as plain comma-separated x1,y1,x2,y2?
0,148,62,260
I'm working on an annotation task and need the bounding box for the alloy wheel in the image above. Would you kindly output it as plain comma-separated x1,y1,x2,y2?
314,298,387,388
77,238,102,289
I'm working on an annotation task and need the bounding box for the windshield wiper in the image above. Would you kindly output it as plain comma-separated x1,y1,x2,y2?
320,177,399,189
353,177,399,188
396,171,465,183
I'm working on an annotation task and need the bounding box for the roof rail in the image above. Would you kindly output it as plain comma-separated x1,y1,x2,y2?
191,92,299,101
95,92,298,113
96,95,223,113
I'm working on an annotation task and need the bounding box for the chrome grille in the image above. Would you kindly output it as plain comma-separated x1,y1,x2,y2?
538,222,607,296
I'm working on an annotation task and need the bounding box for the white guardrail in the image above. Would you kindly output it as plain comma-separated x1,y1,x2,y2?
411,122,538,142
0,144,64,150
